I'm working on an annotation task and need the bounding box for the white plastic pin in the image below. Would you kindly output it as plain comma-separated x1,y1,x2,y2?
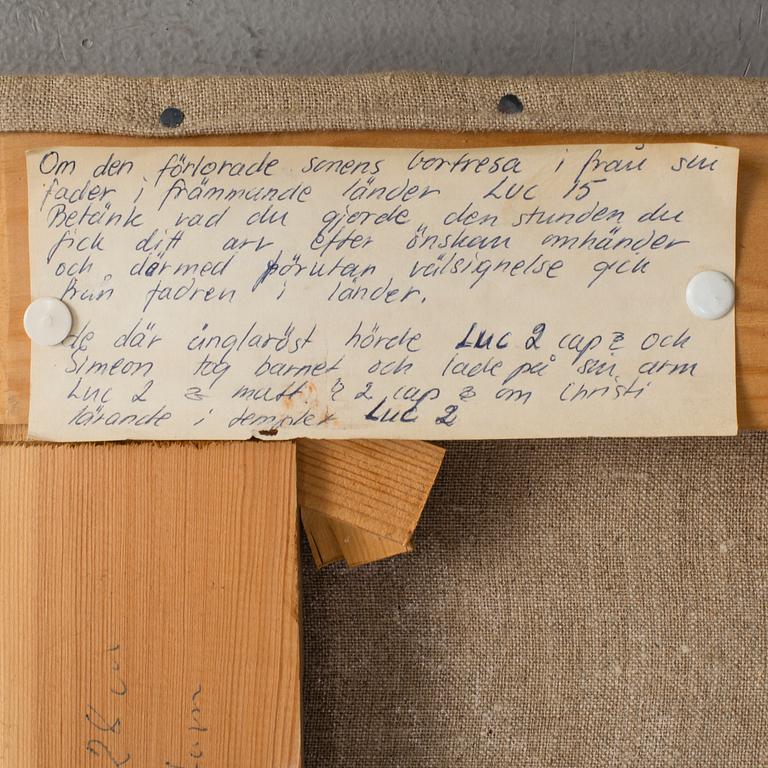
685,271,735,320
23,297,72,346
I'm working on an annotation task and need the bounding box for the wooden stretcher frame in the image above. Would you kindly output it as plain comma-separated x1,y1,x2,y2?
0,122,764,768
1,129,766,430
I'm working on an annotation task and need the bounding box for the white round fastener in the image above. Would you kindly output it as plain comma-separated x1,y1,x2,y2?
685,271,735,320
23,297,72,346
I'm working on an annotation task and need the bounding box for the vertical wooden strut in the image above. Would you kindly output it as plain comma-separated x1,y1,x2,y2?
0,440,302,768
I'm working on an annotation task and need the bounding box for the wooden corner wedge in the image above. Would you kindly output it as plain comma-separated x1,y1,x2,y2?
296,438,445,547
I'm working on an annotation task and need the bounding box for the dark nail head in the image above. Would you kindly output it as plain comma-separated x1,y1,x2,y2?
498,94,524,115
160,107,185,128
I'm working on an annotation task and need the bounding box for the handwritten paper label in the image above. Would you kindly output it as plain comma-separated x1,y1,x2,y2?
26,143,738,441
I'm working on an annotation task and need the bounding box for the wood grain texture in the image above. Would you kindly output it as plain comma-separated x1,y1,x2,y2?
0,130,766,428
0,427,441,568
0,440,301,768
301,506,344,568
296,438,445,546
0,428,442,565
301,506,411,569
0,422,24,441
329,517,412,568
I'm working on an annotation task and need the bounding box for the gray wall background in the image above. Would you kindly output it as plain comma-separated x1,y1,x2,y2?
1,0,767,78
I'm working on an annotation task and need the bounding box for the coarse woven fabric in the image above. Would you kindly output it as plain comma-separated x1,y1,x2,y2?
301,434,768,768
0,70,768,135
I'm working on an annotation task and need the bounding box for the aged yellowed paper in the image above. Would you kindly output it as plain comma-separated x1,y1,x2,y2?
25,143,737,441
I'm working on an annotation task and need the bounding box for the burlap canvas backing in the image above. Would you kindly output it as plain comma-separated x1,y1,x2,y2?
2,70,768,135
2,71,766,766
302,435,767,767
